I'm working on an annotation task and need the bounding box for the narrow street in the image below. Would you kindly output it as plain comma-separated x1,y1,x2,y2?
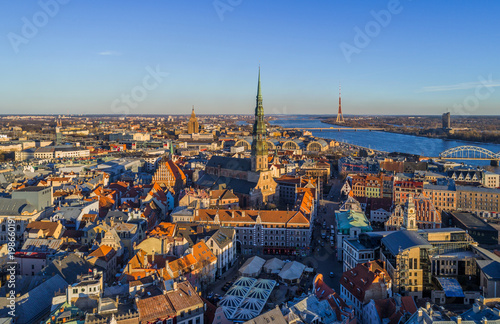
302,194,344,292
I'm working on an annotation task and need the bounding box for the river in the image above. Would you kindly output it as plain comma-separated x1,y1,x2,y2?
270,117,500,173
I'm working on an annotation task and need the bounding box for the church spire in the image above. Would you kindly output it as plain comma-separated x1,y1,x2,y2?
257,66,262,101
251,67,268,172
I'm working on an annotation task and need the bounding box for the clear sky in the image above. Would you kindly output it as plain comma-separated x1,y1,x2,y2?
1,0,499,115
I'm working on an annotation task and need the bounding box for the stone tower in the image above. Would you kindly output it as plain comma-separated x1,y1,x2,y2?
403,194,417,231
188,106,199,134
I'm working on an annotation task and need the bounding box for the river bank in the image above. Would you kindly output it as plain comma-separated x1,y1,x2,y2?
270,117,500,173
319,118,500,145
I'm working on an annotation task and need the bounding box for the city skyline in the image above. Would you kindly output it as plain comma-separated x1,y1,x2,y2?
1,1,500,115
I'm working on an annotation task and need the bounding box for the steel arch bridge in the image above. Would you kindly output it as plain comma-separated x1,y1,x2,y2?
439,146,500,160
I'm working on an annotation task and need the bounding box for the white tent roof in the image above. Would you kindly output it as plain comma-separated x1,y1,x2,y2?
263,257,285,273
278,261,306,281
239,256,265,276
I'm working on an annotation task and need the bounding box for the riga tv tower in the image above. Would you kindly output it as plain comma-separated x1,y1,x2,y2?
336,83,344,123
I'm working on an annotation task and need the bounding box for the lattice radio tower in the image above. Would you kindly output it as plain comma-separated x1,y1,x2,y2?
336,83,344,123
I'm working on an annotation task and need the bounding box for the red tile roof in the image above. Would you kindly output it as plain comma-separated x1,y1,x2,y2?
341,260,390,302
137,294,176,322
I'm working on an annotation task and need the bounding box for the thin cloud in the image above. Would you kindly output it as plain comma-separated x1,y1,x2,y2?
419,80,500,92
98,50,122,56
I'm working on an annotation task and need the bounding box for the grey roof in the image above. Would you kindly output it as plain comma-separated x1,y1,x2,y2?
419,228,465,234
456,185,500,194
21,238,62,253
423,183,456,191
196,173,218,188
0,198,36,215
213,177,257,195
171,206,194,217
211,228,235,249
104,210,129,222
52,206,84,221
381,231,432,256
243,306,287,324
43,254,93,284
14,186,47,192
206,156,252,172
14,274,68,324
450,212,496,231
477,260,500,280
197,171,257,195
35,146,55,153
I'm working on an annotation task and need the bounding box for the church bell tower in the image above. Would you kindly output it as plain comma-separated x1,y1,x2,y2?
251,67,268,172
403,194,417,231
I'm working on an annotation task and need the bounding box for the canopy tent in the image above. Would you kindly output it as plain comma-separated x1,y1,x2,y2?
278,261,306,283
238,256,266,277
263,257,285,274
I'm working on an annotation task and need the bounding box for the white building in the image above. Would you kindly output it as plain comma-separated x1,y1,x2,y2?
343,236,378,272
206,228,236,277
34,146,90,159
483,171,500,189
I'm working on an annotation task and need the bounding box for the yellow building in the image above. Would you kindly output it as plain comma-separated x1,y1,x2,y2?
187,106,199,134
380,230,432,299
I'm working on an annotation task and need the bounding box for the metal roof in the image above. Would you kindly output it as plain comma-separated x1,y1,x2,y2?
381,230,432,256
219,277,276,321
436,277,465,298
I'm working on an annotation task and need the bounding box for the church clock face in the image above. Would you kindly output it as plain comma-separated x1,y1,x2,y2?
409,208,414,214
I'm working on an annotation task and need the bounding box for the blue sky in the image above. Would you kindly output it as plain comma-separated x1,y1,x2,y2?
1,0,499,115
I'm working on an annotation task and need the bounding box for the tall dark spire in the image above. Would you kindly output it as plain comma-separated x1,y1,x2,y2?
257,66,262,101
251,67,268,172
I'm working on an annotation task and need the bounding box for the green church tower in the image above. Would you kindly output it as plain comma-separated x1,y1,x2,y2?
251,67,268,172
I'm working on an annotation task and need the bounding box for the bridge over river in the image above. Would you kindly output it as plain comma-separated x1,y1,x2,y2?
427,145,500,166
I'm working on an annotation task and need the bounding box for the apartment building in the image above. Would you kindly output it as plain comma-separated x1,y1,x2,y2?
193,209,311,256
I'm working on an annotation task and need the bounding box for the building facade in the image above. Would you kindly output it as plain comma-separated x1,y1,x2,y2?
194,209,311,256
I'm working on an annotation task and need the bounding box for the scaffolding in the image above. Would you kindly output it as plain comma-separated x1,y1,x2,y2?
396,248,410,295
